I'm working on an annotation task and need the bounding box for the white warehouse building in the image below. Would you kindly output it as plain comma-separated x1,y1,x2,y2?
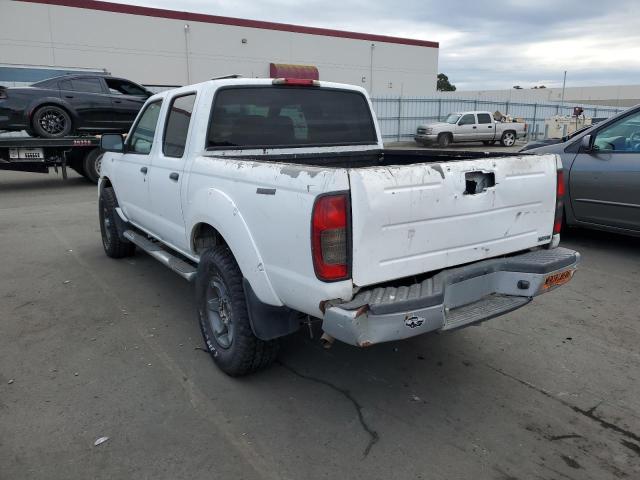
0,0,439,96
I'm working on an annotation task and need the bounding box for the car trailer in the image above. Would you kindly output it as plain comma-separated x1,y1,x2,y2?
0,136,103,184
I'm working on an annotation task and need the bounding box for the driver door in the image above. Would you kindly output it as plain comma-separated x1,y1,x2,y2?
111,100,163,229
457,113,477,141
570,110,640,231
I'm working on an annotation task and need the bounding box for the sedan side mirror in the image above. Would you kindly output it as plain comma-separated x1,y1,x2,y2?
101,134,124,153
580,134,592,152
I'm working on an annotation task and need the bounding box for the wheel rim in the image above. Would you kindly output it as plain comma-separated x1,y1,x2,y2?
95,153,104,175
101,204,112,247
38,109,67,135
504,133,515,146
205,276,233,349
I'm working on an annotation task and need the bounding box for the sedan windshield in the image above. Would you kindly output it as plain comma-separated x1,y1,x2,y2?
445,114,461,124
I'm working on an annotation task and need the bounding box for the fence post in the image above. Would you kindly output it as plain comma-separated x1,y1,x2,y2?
505,101,509,115
474,99,478,111
593,107,598,119
437,98,442,121
531,103,537,141
397,97,402,142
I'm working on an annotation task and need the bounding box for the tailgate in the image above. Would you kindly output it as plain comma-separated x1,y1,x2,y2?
348,154,558,286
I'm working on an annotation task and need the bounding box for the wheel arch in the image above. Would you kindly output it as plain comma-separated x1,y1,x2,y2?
187,190,282,308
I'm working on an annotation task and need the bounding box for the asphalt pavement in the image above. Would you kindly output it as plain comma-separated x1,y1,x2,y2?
1,169,638,480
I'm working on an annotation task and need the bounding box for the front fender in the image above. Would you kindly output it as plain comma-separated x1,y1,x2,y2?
188,187,283,307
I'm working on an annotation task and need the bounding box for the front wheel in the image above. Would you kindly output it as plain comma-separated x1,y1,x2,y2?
99,187,135,258
500,131,516,147
437,133,452,147
196,246,279,376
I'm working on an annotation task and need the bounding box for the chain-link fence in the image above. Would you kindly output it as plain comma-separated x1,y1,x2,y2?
371,97,625,142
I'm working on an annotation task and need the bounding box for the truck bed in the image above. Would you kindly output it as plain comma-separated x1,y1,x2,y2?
204,148,534,168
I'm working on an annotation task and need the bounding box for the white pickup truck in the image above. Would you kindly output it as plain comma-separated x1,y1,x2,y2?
415,111,528,147
98,78,579,376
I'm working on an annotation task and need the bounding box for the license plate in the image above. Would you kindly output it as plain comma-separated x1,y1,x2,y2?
9,147,45,161
542,269,574,290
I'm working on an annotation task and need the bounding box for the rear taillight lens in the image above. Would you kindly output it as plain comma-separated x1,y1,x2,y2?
554,169,565,234
311,193,350,281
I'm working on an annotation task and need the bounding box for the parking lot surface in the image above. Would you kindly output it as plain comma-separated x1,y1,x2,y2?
1,170,639,480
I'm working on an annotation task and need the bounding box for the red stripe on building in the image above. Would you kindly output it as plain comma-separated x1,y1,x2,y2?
17,0,439,48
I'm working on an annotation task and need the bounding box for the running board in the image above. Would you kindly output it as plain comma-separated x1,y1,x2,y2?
123,230,197,281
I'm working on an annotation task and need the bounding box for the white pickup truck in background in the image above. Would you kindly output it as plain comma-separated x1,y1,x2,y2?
415,110,528,147
98,77,579,376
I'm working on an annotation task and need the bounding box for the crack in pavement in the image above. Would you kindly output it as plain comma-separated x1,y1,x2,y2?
487,364,640,444
277,361,379,458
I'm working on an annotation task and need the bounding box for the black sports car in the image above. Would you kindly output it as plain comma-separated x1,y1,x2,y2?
0,74,151,138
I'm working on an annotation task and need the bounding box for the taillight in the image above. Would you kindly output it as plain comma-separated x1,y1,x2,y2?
272,78,320,86
553,169,565,235
311,193,350,281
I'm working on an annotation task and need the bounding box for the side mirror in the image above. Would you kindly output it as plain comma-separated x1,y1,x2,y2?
101,134,124,153
580,134,592,152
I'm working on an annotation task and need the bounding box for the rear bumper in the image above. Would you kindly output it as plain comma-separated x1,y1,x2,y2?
322,245,579,346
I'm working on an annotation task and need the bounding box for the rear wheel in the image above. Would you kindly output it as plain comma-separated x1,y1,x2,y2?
83,148,103,184
437,133,452,147
196,245,279,376
500,131,516,147
32,105,72,138
99,187,135,258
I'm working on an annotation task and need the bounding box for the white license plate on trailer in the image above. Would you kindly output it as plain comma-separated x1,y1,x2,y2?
9,148,45,161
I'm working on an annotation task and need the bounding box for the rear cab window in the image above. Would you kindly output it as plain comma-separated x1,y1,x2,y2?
206,86,377,149
163,93,197,158
477,113,492,124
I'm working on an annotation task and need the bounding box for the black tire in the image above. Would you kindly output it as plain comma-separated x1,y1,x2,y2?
196,246,279,376
83,148,103,184
99,187,135,258
32,105,72,138
437,133,452,147
500,131,516,147
482,140,496,146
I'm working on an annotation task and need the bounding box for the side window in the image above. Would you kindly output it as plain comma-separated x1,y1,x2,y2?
477,113,492,124
127,101,162,155
106,78,148,96
594,111,640,152
58,80,72,91
70,78,104,94
163,94,196,158
459,114,476,125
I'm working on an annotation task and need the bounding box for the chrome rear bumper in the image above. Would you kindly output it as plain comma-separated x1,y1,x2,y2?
322,247,580,346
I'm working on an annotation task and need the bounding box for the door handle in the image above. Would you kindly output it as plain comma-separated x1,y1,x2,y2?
169,172,179,181
488,126,493,129
65,95,74,99
114,100,122,104
140,166,147,174
472,126,477,129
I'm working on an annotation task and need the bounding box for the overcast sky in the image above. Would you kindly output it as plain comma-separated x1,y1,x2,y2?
118,0,640,90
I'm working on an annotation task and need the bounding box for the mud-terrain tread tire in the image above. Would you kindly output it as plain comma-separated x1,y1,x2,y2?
99,187,135,258
196,245,279,376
